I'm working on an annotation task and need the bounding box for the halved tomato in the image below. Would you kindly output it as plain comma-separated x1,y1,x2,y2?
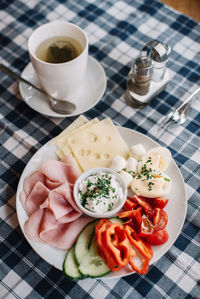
144,229,169,245
152,197,169,209
139,215,154,237
153,208,168,231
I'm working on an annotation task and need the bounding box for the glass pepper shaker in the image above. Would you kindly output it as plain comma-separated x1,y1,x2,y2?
125,56,153,108
131,56,153,95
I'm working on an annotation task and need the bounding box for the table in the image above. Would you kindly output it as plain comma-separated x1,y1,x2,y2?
0,0,200,298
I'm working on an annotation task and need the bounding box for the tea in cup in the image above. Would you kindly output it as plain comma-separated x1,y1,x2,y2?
28,21,88,100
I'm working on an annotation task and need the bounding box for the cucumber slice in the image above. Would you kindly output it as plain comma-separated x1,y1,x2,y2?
75,219,99,265
63,246,82,280
109,217,124,224
65,217,124,279
79,255,110,278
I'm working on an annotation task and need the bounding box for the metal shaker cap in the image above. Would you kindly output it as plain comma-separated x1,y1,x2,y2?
142,40,171,62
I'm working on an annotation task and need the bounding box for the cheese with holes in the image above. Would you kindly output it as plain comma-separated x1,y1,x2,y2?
53,115,88,146
67,118,129,171
58,118,99,157
55,118,99,161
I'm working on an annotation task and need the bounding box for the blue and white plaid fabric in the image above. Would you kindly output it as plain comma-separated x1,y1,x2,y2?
0,0,200,298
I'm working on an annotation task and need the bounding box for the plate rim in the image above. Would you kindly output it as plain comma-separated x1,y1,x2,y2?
16,126,187,279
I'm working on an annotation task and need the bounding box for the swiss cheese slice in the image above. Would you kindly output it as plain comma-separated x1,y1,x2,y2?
67,118,129,171
53,115,88,146
58,118,99,157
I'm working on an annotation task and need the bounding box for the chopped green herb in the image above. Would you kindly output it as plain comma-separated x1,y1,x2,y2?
108,203,112,211
164,177,170,182
128,170,135,175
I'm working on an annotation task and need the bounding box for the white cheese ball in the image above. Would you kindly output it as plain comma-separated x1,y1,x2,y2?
119,170,133,187
129,144,146,161
126,157,138,175
109,155,126,172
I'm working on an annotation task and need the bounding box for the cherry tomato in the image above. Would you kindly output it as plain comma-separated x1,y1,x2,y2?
153,208,168,231
144,229,169,245
152,197,169,209
139,215,154,237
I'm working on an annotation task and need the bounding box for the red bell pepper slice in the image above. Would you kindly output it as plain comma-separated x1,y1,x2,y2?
125,225,153,260
123,197,138,210
102,224,131,271
118,207,142,228
130,195,154,218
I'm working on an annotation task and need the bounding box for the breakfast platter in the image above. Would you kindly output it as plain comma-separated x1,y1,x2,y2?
16,116,187,279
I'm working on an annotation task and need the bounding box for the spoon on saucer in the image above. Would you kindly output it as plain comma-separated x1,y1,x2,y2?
0,63,76,114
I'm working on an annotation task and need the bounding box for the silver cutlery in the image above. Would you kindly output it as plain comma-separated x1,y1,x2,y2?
157,86,200,134
0,63,76,114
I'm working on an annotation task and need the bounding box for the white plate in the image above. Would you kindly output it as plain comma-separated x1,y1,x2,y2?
16,127,187,279
19,56,107,118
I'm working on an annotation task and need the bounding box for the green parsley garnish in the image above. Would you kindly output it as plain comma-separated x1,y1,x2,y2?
164,177,170,182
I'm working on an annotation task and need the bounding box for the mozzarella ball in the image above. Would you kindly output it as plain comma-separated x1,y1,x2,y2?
129,144,146,161
119,170,133,187
126,157,138,175
109,155,126,172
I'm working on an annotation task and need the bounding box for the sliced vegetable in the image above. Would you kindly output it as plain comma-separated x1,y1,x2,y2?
144,229,169,245
153,208,168,232
139,215,154,237
102,224,131,271
131,195,154,218
125,225,153,274
75,220,98,265
63,245,82,280
118,207,142,228
123,197,138,210
125,225,153,260
78,232,110,277
151,197,168,209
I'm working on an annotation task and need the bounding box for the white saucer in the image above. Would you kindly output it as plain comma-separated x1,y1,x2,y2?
19,56,107,118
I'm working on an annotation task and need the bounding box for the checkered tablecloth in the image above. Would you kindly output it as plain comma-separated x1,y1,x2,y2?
0,0,200,298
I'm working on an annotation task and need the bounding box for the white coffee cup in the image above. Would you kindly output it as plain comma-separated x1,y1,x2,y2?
28,21,88,100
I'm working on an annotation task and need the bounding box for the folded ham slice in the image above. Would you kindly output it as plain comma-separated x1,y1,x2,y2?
40,154,80,186
20,171,45,211
21,154,91,250
25,182,50,215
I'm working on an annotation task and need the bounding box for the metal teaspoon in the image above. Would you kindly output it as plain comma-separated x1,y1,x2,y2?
0,63,76,114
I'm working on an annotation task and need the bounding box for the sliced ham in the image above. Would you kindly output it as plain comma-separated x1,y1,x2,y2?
25,182,49,215
39,216,92,249
24,209,46,244
40,154,80,186
20,171,45,210
24,209,92,249
23,171,45,197
50,183,81,213
21,153,90,250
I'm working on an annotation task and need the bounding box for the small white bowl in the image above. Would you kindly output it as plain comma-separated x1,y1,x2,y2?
73,167,127,218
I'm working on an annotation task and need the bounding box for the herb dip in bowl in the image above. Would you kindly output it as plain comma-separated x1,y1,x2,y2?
73,167,127,218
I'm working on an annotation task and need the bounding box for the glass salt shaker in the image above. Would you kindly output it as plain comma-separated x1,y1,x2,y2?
142,40,171,82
